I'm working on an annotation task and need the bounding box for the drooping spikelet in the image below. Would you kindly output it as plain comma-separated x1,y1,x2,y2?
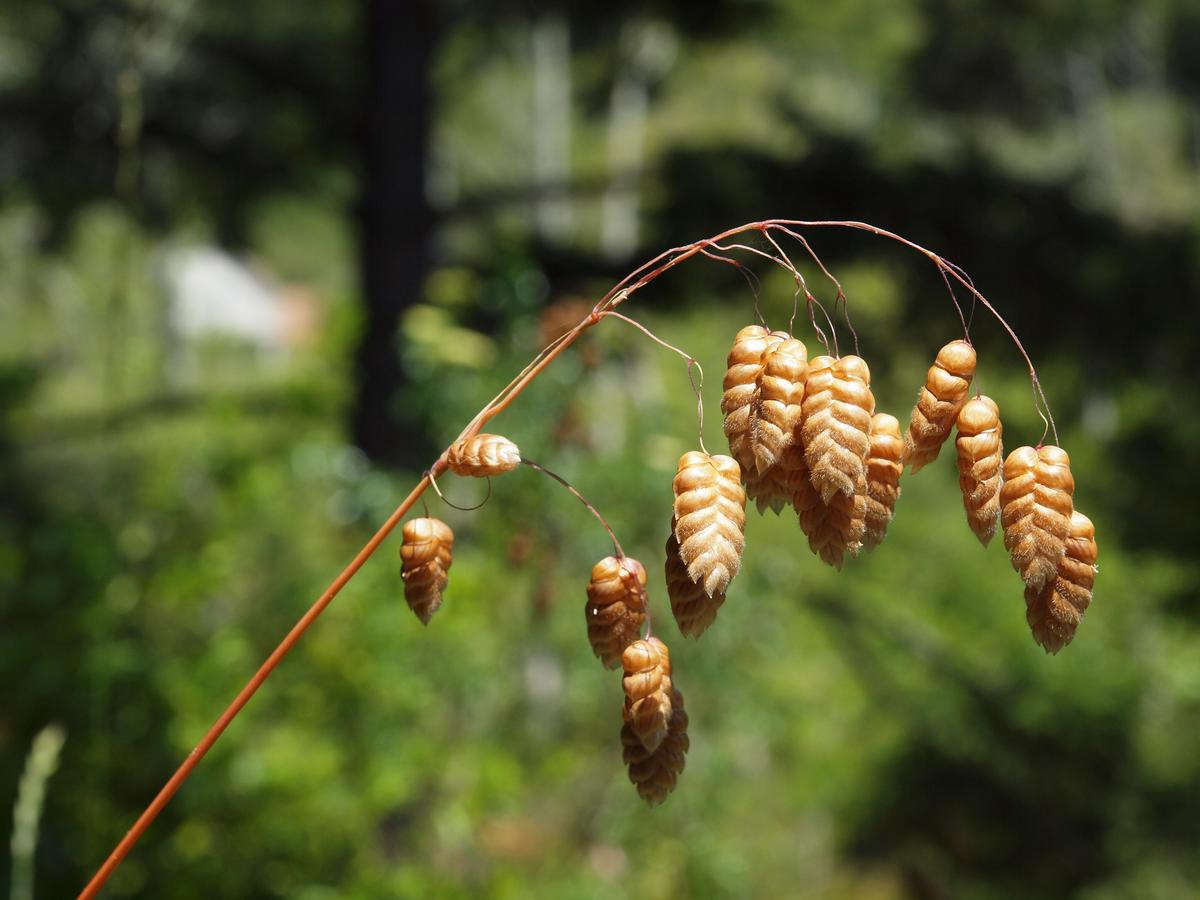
720,327,808,510
1025,511,1098,654
904,340,976,473
800,355,875,504
721,325,783,474
672,452,747,597
585,556,648,669
665,522,726,638
1000,445,1074,591
621,687,688,805
400,517,454,624
446,432,521,477
622,637,673,753
794,464,867,570
863,413,903,551
739,340,806,513
743,466,791,515
955,395,1004,546
753,337,808,474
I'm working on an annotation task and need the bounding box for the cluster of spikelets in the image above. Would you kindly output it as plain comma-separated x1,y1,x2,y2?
397,432,689,803
704,327,1098,654
588,562,688,801
620,637,688,804
398,433,520,624
394,335,1099,806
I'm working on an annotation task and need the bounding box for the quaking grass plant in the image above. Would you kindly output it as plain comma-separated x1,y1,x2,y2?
81,218,1099,896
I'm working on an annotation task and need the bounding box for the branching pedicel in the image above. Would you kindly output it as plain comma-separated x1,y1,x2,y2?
82,219,1098,897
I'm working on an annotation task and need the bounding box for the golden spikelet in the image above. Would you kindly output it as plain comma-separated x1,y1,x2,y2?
904,340,976,473
1000,445,1074,591
672,451,747,597
622,637,673,753
955,395,1004,546
622,687,688,805
446,432,521,477
753,337,808,474
800,355,875,504
1025,511,1098,654
721,327,807,495
721,325,783,473
863,413,904,551
400,517,454,624
743,438,808,515
585,556,648,669
794,466,867,570
743,466,791,515
665,522,726,638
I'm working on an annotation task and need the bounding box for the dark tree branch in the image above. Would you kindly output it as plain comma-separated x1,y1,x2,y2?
350,0,439,466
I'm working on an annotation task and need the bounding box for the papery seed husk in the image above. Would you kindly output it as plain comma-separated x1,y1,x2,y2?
665,521,726,638
621,687,688,805
622,637,673,753
721,325,784,475
904,340,976,473
1025,510,1098,654
672,451,747,597
752,337,808,475
955,395,1003,546
800,355,875,504
585,556,648,669
863,413,903,551
446,433,522,477
794,465,867,570
400,517,455,624
1001,445,1074,592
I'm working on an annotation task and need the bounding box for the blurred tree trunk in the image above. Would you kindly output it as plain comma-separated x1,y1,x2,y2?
352,0,436,466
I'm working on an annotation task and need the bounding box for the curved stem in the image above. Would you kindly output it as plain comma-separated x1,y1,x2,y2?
758,227,837,354
81,215,1054,896
696,244,763,323
520,457,624,558
799,220,1056,443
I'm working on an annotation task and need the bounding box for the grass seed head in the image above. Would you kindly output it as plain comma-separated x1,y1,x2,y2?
721,325,785,475
721,326,809,512
955,395,1004,546
665,521,727,638
621,687,689,805
585,556,648,669
1001,445,1075,592
753,337,808,475
863,413,904,551
622,637,674,753
743,466,791,515
446,432,521,477
1025,510,1098,654
794,462,867,570
400,517,455,624
672,451,747,597
800,355,875,505
904,339,976,473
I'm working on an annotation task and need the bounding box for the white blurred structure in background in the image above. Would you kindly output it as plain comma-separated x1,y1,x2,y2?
161,246,318,381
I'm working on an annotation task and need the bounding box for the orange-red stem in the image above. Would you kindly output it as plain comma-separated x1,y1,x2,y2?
77,472,439,898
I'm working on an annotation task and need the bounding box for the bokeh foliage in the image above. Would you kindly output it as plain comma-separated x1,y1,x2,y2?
2,1,1199,897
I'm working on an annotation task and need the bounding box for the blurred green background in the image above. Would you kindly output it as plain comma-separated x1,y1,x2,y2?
2,1,1199,897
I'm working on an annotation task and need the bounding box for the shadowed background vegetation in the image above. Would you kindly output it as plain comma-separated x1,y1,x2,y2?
1,1,1198,897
